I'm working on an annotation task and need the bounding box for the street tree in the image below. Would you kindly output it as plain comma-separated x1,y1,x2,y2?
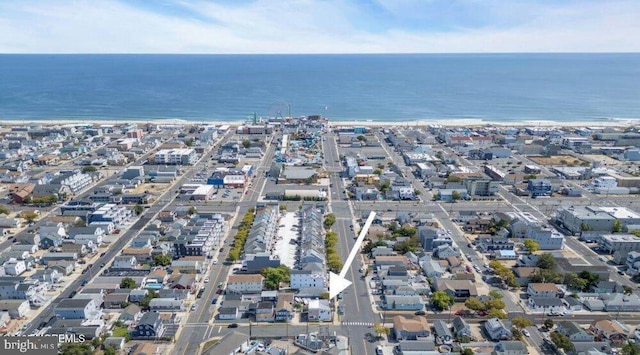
373,323,390,338
486,308,506,319
451,190,462,201
544,319,555,329
550,331,575,352
523,239,540,253
512,317,533,330
133,204,144,216
464,297,485,311
431,291,454,311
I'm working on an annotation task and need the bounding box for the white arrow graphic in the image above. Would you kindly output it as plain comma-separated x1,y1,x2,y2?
329,211,376,299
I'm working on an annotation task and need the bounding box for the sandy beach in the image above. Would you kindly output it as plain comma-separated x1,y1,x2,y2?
0,117,638,128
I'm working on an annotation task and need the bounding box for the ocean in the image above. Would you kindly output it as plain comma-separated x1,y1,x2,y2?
0,53,639,123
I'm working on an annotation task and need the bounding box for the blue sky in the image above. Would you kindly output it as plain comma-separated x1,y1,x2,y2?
0,0,638,53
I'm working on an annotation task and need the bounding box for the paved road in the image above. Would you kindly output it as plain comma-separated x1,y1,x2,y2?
174,135,278,355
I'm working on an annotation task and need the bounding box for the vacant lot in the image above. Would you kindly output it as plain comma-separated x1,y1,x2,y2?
530,155,588,166
130,183,170,195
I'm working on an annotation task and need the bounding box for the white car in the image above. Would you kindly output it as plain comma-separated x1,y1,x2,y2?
522,329,531,337
204,277,210,283
213,260,218,265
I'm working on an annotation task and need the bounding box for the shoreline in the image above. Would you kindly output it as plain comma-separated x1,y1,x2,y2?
0,118,638,128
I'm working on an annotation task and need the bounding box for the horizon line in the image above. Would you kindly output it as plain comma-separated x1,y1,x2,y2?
1,51,640,56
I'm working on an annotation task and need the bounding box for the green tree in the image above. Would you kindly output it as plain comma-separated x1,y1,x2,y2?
622,341,640,355
464,297,485,311
23,211,38,223
461,348,474,355
0,205,10,215
133,204,144,216
544,319,555,329
319,292,330,300
242,139,251,148
624,286,634,296
536,253,557,270
82,165,97,173
188,206,197,215
445,175,462,183
523,239,540,253
512,317,533,330
431,291,454,311
486,308,506,319
451,190,462,201
373,169,382,175
613,219,623,233
356,135,366,142
139,291,158,310
324,214,336,229
489,290,504,300
581,223,594,232
550,331,575,352
153,254,171,267
60,343,94,355
104,346,117,355
120,277,137,289
185,138,194,147
373,322,390,338
261,265,291,290
483,299,506,311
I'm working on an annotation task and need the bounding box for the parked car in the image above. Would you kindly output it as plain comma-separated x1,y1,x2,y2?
204,277,210,283
228,323,238,328
414,311,426,316
212,298,218,304
522,329,531,337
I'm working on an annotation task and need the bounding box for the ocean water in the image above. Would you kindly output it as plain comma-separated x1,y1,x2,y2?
0,53,639,123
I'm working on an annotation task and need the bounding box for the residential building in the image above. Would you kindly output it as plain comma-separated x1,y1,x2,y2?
54,298,102,320
485,318,513,341
0,299,30,318
527,297,565,312
527,283,560,298
308,299,331,321
433,320,453,344
557,321,596,342
527,179,552,198
393,316,430,341
226,274,264,294
452,316,472,340
134,311,165,338
589,320,629,344
493,341,528,355
436,279,478,301
383,295,424,311
154,148,197,165
290,269,327,290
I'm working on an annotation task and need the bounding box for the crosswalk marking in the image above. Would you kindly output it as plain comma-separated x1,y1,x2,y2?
341,321,374,326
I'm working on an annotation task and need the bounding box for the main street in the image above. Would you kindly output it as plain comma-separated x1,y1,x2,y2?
325,131,380,355
173,135,277,355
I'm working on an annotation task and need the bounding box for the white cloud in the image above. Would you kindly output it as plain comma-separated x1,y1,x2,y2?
0,0,638,53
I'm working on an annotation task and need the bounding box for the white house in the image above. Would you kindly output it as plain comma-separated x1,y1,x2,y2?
54,298,102,320
226,274,264,293
308,299,332,321
113,256,137,269
527,283,560,298
3,259,26,276
290,270,327,290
